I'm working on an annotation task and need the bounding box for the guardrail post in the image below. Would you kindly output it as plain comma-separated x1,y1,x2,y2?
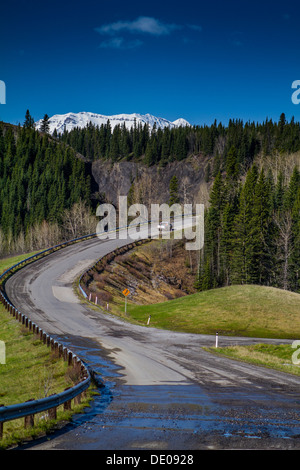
48,406,57,420
48,396,57,420
24,400,34,428
68,351,73,366
24,414,34,428
74,393,81,405
63,347,68,362
63,388,72,411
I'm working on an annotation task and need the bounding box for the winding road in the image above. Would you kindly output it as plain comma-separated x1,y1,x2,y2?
5,230,300,450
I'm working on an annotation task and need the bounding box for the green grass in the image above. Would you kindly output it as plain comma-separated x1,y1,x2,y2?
0,251,39,275
125,284,300,339
0,252,94,449
205,343,300,377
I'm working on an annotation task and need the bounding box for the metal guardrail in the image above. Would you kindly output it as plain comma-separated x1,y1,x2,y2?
0,213,194,439
0,232,99,439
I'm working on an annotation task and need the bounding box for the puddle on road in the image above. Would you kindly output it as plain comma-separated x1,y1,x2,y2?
18,334,300,450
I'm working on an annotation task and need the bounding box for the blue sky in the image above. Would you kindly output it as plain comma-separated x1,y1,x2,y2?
1,0,300,127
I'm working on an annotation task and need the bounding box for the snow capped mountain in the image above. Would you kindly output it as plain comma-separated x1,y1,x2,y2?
35,111,191,135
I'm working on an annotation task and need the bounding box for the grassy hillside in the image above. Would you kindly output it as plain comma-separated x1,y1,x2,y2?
125,284,300,339
0,252,92,449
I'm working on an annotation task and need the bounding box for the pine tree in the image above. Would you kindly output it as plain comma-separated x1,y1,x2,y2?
169,175,179,205
284,166,300,210
226,145,239,180
289,187,300,291
220,202,235,285
24,110,35,129
247,168,273,284
231,164,258,284
205,171,225,285
40,114,50,134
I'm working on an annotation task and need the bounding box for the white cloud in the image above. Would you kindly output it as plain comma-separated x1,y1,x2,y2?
96,16,182,37
95,16,202,50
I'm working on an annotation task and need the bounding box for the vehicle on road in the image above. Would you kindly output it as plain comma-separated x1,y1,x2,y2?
157,221,173,232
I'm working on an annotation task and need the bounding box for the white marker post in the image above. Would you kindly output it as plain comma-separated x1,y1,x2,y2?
215,332,218,348
147,315,151,326
0,341,5,364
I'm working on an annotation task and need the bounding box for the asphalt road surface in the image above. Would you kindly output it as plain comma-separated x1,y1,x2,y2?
5,231,300,450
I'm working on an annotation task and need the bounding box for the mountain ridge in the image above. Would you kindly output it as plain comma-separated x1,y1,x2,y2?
35,111,191,135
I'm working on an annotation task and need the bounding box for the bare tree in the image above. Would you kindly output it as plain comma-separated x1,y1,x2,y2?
274,211,293,290
62,200,97,239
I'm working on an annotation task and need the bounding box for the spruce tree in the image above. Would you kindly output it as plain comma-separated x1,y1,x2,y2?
169,175,179,205
205,171,225,284
24,109,35,129
247,168,273,284
231,164,258,284
40,114,50,134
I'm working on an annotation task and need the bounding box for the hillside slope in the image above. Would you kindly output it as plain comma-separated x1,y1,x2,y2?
127,284,300,339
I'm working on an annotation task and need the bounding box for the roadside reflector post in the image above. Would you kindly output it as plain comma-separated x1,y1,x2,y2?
215,332,218,348
147,315,151,326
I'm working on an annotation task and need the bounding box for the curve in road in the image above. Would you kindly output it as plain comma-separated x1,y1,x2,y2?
5,234,300,450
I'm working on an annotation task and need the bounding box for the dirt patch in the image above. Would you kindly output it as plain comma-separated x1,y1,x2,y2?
87,238,199,306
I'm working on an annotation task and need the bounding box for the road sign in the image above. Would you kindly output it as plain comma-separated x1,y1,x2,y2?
122,288,130,314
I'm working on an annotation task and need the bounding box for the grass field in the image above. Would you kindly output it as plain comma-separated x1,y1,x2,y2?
124,284,300,339
205,343,300,377
0,251,39,275
0,252,93,449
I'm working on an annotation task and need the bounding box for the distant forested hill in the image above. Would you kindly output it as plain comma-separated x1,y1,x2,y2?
0,112,92,255
58,112,300,171
1,110,299,295
58,112,300,293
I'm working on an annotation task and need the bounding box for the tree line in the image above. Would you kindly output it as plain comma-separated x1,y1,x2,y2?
1,108,299,298
58,112,300,171
196,146,300,293
0,111,92,255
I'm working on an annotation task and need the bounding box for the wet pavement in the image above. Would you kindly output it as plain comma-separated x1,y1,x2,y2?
16,335,300,451
5,237,300,451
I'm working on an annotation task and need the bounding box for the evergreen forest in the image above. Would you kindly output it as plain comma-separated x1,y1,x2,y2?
58,112,300,170
0,112,92,254
0,110,299,295
197,155,300,293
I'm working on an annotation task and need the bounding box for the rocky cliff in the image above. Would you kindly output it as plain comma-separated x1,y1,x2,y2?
91,154,212,209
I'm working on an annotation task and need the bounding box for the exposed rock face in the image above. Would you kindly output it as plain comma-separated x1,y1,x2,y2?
91,154,212,208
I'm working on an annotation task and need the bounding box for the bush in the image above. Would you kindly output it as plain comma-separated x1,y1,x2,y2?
97,291,113,302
